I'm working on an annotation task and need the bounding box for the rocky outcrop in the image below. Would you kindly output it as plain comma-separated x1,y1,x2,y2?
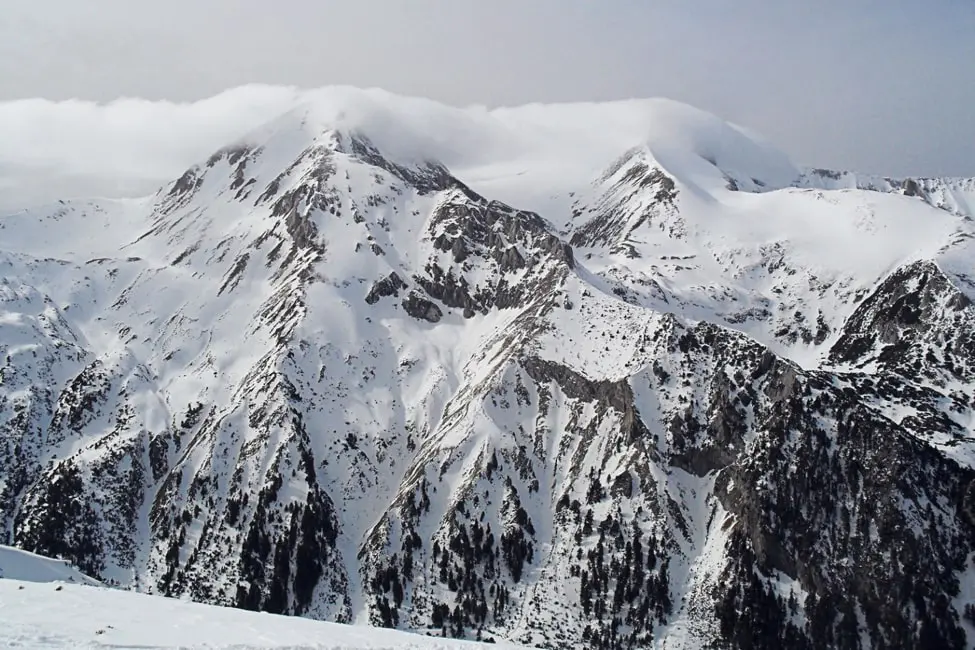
365,272,408,305
402,292,443,323
830,260,975,382
342,134,452,195
571,148,683,252
414,183,574,320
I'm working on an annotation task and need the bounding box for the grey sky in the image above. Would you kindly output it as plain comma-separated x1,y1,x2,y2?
2,0,973,176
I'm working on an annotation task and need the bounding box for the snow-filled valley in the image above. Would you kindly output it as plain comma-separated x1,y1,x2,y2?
1,87,974,649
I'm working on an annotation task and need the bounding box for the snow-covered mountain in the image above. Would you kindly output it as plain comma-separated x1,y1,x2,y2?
1,88,974,650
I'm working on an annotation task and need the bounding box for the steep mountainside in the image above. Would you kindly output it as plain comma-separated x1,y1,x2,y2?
1,90,974,650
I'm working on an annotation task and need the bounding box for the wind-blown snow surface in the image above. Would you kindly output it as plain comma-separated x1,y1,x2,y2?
2,88,975,650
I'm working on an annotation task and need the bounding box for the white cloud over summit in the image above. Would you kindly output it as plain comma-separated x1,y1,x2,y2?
0,86,801,212
1,1,973,181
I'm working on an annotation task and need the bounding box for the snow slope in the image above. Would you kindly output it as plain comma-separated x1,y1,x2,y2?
0,544,100,585
0,577,529,649
1,88,974,650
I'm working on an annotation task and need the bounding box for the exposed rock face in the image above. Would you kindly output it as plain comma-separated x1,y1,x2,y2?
365,272,408,305
343,133,453,196
830,260,975,377
415,181,575,319
2,108,975,650
402,292,443,323
570,148,683,256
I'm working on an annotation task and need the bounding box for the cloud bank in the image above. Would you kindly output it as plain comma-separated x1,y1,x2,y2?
0,86,804,211
2,0,973,180
1,82,972,214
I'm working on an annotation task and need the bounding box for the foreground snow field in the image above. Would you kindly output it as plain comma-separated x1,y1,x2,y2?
0,547,528,650
0,582,533,649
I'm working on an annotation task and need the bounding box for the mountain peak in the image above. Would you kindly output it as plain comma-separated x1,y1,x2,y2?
621,99,799,193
